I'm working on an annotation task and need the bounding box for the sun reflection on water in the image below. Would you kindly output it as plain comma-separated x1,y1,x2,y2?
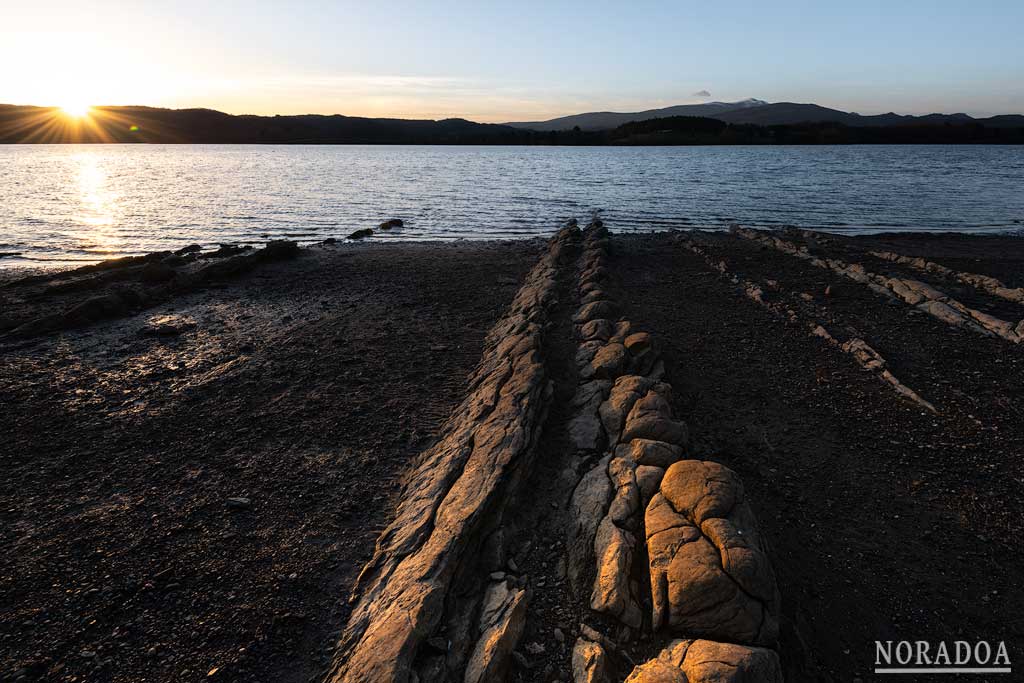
74,154,121,254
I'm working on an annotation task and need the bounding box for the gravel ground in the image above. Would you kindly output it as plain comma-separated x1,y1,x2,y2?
4,230,1023,683
0,240,539,683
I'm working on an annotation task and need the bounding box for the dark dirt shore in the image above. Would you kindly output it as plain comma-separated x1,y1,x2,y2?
611,231,1024,682
0,240,541,683
3,230,1024,683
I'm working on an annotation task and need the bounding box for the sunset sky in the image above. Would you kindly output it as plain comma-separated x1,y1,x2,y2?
3,0,1022,121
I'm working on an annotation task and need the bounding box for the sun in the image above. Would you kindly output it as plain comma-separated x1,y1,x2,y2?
60,101,92,118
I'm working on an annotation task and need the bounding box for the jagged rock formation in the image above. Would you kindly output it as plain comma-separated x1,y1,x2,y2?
563,222,783,683
732,226,1024,343
623,639,782,683
2,240,300,339
326,227,578,683
871,250,1024,305
572,638,611,683
330,222,784,682
681,235,937,413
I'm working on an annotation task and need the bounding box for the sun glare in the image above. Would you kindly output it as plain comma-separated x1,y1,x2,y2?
61,102,92,118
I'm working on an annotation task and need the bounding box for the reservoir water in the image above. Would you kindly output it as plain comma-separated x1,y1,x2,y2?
1,144,1022,265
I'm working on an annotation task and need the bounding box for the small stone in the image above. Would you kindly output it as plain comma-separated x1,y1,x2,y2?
225,497,251,510
554,628,565,643
525,642,546,655
490,571,506,581
507,558,519,573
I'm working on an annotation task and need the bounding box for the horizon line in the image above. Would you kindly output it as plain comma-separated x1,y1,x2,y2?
3,99,1023,123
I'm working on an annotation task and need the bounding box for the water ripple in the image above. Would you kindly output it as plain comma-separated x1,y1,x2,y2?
0,144,1022,265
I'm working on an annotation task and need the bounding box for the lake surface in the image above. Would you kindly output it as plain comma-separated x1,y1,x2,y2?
1,144,1022,266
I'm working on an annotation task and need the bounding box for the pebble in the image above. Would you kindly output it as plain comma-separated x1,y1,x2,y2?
553,627,565,643
225,497,251,510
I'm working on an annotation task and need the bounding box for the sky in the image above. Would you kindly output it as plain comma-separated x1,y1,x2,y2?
1,0,1022,121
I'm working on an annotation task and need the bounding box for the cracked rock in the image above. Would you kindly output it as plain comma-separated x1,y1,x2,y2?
624,638,782,683
599,375,655,444
621,439,685,468
567,454,614,592
572,638,610,683
585,343,628,381
620,390,688,447
646,460,779,646
464,582,528,683
635,465,665,506
574,301,615,324
591,515,642,629
580,318,614,342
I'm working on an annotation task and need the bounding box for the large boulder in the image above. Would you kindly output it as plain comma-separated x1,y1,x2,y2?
646,460,779,646
625,639,782,683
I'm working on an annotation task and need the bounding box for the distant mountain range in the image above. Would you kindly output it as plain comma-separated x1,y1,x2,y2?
503,99,769,131
505,99,1024,131
1,100,1022,145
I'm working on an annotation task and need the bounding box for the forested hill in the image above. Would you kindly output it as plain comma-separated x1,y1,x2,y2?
2,105,1022,144
0,105,533,144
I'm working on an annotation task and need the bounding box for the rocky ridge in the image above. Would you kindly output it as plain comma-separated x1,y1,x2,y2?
564,222,782,682
678,235,936,414
731,227,1024,343
325,227,579,683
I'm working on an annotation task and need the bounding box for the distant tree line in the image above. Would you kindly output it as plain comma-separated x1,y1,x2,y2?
543,116,1024,145
2,105,1022,145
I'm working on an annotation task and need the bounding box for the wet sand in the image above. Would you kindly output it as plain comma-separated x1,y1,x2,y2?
2,231,1024,682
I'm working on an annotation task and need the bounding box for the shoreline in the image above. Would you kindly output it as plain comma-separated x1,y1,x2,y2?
3,225,1023,274
3,230,1023,682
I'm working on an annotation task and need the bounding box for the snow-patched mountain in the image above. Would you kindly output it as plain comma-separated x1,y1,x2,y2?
503,99,768,131
504,99,1024,131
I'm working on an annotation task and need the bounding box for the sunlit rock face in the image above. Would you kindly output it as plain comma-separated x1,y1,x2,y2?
625,638,783,683
646,460,779,646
